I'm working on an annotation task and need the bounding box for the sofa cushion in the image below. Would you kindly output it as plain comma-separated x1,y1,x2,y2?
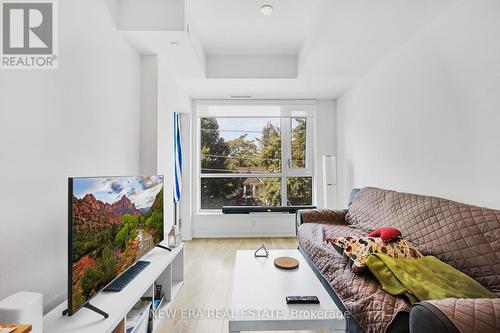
298,222,411,332
330,236,422,273
345,187,500,296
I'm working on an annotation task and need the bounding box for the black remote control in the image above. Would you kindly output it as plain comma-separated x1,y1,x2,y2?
286,296,320,304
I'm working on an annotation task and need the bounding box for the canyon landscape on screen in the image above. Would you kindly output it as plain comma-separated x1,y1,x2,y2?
70,176,164,312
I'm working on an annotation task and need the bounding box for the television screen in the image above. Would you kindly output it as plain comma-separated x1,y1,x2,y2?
68,175,164,315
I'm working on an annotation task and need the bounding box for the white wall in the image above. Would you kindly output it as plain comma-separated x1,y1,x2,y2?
156,59,192,234
0,0,141,313
206,55,297,79
191,100,336,238
140,55,158,174
337,0,500,209
315,100,337,209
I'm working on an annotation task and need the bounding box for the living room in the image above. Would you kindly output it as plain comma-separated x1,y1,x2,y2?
0,1,498,333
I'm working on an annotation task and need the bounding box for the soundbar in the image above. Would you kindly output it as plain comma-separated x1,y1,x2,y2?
222,205,316,214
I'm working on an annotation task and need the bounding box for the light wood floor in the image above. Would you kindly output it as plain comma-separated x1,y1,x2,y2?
157,238,328,333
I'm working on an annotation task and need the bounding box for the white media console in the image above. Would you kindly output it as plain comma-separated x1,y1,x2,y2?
43,243,184,333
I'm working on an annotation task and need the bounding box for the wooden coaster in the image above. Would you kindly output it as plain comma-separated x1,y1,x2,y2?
274,256,299,270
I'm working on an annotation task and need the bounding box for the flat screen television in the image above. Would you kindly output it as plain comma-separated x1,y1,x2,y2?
67,175,164,316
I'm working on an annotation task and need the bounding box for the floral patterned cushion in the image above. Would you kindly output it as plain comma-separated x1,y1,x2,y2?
329,236,422,273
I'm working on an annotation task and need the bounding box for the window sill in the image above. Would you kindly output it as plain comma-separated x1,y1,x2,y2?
196,210,223,216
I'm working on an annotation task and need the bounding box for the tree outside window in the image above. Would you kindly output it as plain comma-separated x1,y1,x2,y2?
200,116,312,210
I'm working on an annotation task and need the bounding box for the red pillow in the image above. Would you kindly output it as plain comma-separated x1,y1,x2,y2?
368,227,401,242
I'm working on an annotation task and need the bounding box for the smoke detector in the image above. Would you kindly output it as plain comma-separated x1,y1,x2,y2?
260,5,273,16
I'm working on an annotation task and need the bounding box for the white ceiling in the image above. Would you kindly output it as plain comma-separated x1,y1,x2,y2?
188,0,321,56
116,0,458,99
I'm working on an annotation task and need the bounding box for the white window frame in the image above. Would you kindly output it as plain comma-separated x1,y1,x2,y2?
195,100,316,213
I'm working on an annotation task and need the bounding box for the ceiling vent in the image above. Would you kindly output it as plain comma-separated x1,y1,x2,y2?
230,95,252,99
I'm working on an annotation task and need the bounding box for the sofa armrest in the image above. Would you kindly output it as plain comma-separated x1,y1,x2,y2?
411,298,500,333
409,302,459,333
296,209,348,233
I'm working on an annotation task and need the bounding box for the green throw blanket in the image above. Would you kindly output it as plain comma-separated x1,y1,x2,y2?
366,254,496,304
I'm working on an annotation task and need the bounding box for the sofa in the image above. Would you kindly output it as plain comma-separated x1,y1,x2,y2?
296,187,499,333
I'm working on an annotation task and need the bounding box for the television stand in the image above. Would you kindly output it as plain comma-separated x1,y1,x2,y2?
156,244,172,251
83,303,109,318
44,244,184,333
62,303,109,318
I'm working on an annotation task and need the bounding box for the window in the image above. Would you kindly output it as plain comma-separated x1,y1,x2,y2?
197,103,315,211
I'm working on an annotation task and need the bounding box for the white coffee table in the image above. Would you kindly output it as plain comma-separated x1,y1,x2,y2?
229,249,346,332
